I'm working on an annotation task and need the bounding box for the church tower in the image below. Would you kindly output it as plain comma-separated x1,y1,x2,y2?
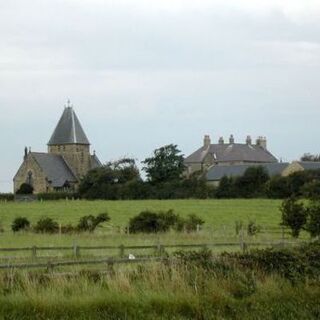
47,103,91,178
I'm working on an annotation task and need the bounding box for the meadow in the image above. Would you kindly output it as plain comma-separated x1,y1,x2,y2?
0,199,318,319
0,199,286,249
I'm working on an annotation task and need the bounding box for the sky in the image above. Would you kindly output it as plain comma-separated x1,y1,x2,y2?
1,0,320,192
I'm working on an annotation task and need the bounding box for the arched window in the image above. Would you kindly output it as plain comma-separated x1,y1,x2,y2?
27,171,33,187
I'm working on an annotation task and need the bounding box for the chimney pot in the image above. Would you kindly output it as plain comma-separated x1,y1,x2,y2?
203,135,211,148
218,137,224,144
229,134,235,144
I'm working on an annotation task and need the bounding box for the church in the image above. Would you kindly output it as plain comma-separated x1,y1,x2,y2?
13,103,101,194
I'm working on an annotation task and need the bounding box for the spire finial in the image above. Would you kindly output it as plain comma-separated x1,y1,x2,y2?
67,99,71,108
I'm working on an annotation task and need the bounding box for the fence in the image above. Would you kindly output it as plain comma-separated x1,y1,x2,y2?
0,240,305,270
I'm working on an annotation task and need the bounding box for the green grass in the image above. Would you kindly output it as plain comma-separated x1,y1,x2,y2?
0,199,307,261
0,259,319,320
0,199,282,229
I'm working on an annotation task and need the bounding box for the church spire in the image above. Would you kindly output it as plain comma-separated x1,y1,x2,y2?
48,103,90,146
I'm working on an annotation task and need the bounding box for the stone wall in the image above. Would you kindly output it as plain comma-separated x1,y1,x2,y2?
48,144,91,178
13,155,49,194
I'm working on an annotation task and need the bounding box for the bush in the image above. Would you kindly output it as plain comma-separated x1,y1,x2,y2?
129,210,180,233
37,192,80,201
280,197,307,238
11,217,30,232
16,183,33,194
176,214,205,232
77,213,110,232
247,221,261,236
305,201,320,238
0,193,14,201
34,217,59,233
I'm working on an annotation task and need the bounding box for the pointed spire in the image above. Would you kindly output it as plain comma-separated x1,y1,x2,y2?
48,104,90,145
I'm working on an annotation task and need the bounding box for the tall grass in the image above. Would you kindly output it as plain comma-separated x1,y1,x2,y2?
1,245,319,320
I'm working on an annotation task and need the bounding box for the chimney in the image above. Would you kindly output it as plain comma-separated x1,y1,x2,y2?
24,147,28,161
256,136,267,149
203,135,211,148
246,135,252,145
229,134,235,144
218,137,224,144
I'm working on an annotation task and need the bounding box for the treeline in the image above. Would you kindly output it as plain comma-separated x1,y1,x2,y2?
216,166,320,199
79,145,215,200
79,144,320,199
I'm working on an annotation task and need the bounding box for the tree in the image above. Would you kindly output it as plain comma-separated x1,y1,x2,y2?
266,176,291,199
280,198,307,238
305,201,320,238
142,144,185,184
300,153,320,162
79,158,140,199
16,183,33,194
234,166,269,198
215,176,236,198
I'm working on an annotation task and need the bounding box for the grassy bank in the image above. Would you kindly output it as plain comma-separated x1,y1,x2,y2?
1,243,319,320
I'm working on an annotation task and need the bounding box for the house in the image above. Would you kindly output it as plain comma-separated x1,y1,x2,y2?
282,161,320,177
206,162,289,186
13,103,101,194
184,134,278,176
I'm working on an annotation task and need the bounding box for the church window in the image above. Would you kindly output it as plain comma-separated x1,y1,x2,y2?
27,171,33,186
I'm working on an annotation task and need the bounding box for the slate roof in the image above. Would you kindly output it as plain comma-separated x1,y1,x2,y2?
48,107,90,145
91,154,102,169
206,162,289,181
298,162,320,171
31,152,77,187
185,143,278,164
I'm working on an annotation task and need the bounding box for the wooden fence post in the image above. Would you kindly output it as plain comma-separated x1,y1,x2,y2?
119,244,125,258
73,243,80,258
281,225,285,248
31,246,37,259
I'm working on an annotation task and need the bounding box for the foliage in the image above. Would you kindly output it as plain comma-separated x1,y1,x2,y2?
129,210,180,233
142,144,185,184
215,176,236,198
11,217,30,232
79,158,141,199
16,183,33,195
34,217,59,234
175,214,205,232
128,210,205,234
77,213,110,232
305,201,320,238
265,176,291,199
0,193,14,201
280,197,307,238
247,221,261,236
37,192,80,200
234,166,270,198
301,153,320,162
301,180,320,200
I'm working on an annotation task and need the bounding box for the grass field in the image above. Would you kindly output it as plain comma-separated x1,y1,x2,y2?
0,199,285,248
0,199,318,319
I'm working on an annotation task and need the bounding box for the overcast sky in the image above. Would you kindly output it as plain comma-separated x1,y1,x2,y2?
1,0,320,192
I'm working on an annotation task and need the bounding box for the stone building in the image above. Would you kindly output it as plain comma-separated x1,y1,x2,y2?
13,104,101,194
184,134,278,176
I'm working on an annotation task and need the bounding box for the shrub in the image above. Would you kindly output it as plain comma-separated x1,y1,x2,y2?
176,214,205,232
280,197,307,238
34,217,59,233
37,192,80,201
129,210,180,233
247,221,261,236
16,183,33,195
11,217,30,232
0,193,14,201
77,213,110,232
305,201,320,238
